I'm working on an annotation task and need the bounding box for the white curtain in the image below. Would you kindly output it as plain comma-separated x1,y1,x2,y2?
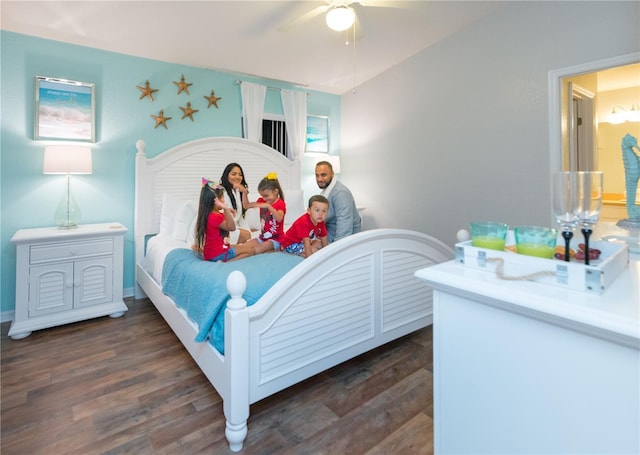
240,82,266,142
281,89,307,160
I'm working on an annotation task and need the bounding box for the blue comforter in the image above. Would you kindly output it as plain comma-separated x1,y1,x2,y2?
162,249,303,354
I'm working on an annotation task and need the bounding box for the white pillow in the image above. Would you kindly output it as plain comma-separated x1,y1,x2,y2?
186,215,197,247
244,207,261,231
172,201,196,242
159,193,185,238
285,190,305,225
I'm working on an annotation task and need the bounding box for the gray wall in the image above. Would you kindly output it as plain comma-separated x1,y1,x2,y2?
341,1,639,246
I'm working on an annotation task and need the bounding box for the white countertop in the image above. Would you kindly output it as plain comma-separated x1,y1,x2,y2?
415,251,639,349
594,220,640,254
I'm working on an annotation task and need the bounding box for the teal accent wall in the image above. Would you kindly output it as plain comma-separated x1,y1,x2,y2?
0,31,341,315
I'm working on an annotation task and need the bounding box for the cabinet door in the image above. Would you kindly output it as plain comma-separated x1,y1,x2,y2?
74,257,113,308
28,262,74,317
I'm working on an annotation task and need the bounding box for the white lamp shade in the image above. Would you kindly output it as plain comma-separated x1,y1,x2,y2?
326,6,355,32
43,145,92,174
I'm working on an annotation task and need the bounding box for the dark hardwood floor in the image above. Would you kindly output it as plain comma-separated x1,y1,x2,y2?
1,298,434,454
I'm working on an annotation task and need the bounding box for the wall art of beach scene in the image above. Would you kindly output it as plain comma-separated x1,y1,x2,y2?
306,115,328,153
36,79,94,141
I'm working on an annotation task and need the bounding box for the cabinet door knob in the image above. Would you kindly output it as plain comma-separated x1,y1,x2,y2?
74,281,80,287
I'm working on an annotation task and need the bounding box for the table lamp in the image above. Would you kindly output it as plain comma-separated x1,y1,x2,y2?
324,155,341,174
43,145,92,228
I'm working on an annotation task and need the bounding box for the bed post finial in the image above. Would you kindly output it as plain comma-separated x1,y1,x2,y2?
135,139,146,157
224,269,250,451
227,271,247,310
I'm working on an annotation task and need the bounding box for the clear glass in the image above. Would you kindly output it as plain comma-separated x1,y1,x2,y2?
576,171,603,265
514,225,557,259
470,221,508,251
552,172,579,261
54,174,81,228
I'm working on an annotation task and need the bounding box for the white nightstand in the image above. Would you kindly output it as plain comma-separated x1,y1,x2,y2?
9,223,128,340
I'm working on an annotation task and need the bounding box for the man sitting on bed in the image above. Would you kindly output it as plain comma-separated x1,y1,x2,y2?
315,161,362,242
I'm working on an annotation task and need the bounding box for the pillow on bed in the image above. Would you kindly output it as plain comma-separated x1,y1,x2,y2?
186,215,197,247
172,201,196,242
285,190,306,225
159,193,184,238
159,193,197,242
244,207,261,231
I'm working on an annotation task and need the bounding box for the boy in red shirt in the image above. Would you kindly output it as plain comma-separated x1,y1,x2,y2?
281,195,329,258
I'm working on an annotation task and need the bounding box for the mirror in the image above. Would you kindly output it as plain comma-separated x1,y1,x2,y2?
549,54,640,223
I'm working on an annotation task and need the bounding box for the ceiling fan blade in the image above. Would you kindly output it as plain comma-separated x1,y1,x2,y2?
278,4,330,32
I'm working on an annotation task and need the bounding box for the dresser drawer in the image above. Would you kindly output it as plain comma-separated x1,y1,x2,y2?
30,238,114,264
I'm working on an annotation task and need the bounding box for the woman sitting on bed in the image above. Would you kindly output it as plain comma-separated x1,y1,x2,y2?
194,178,254,262
242,172,286,254
219,162,253,244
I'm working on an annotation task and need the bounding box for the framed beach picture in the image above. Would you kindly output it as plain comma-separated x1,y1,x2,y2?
34,76,96,142
306,115,329,153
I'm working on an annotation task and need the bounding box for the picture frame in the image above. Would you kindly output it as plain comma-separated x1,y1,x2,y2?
34,76,96,142
306,115,329,153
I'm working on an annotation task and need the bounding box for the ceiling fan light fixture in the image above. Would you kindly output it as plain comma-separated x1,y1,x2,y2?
326,6,355,32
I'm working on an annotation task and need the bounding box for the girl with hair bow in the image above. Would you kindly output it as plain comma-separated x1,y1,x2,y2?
243,172,287,254
194,178,254,262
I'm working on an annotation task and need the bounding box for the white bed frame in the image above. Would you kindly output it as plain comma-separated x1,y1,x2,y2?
134,136,454,451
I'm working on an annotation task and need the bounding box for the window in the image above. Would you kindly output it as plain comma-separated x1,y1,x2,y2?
262,118,288,156
241,116,288,156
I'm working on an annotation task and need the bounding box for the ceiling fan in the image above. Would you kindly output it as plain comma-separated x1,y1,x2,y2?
278,0,411,34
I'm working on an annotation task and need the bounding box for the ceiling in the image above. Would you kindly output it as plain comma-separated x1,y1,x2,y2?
597,64,640,92
0,0,504,94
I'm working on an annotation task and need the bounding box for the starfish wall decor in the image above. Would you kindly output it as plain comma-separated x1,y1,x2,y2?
136,80,158,101
173,74,192,95
151,110,172,129
204,90,222,108
140,73,224,131
180,102,199,121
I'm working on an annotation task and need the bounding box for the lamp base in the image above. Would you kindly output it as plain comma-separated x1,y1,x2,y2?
56,222,79,230
616,218,640,231
54,174,82,229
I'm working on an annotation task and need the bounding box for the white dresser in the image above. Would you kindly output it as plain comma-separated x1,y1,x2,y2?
9,223,128,340
415,246,639,454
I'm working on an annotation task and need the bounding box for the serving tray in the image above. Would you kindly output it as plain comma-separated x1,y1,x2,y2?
454,238,629,294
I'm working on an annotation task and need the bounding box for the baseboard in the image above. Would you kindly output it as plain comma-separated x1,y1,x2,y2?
1,310,14,324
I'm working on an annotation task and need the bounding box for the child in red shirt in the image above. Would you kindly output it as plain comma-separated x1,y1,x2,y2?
281,195,329,258
194,178,254,262
243,173,287,254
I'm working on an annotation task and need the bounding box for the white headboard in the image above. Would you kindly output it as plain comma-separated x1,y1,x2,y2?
134,137,303,267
